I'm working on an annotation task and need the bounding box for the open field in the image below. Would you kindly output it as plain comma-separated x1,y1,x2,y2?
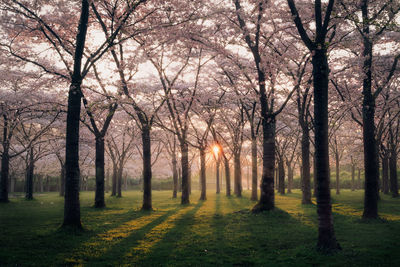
1,190,400,266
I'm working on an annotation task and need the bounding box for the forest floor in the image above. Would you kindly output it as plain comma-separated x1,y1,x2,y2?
1,189,400,266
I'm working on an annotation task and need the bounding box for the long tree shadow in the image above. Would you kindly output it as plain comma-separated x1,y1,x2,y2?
125,200,205,266
67,205,186,266
85,201,203,266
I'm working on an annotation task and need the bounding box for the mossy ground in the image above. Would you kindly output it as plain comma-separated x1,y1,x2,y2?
1,190,399,266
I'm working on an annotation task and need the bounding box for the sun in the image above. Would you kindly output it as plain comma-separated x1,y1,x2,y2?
212,144,220,157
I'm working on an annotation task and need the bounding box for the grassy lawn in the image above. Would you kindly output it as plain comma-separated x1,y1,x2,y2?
1,189,400,266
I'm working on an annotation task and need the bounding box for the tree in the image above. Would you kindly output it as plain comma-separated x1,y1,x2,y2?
286,0,341,251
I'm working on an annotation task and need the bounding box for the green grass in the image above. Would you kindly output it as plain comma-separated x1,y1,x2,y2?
1,190,400,266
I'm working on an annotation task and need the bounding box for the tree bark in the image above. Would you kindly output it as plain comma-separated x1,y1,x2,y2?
313,153,317,197
251,137,258,200
301,129,312,203
278,159,285,195
25,147,34,200
199,148,206,200
180,142,190,204
63,0,89,229
253,117,275,212
141,126,152,210
234,152,242,197
94,137,106,208
313,48,340,250
224,156,231,196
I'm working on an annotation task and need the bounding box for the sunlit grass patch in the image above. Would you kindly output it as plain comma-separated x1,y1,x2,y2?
124,204,198,263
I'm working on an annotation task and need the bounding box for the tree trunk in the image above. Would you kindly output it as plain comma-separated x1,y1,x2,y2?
234,152,242,197
188,167,192,195
252,118,275,212
25,148,34,200
199,148,206,200
358,168,362,190
111,161,117,196
59,163,65,196
335,153,340,195
287,163,293,194
0,147,10,203
313,153,317,197
180,142,190,204
224,156,231,196
251,136,258,201
117,164,122,197
361,0,379,220
172,153,178,198
141,126,152,210
389,150,398,198
312,49,340,250
382,155,389,194
278,158,285,195
216,159,220,194
105,166,109,193
301,128,312,203
94,137,106,208
39,175,43,193
178,167,182,192
63,0,89,229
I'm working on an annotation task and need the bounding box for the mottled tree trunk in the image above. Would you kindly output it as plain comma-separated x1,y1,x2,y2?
224,156,231,196
301,129,312,203
172,153,178,198
234,152,242,197
358,168,361,190
312,49,340,250
59,164,65,196
94,137,106,208
199,148,206,200
389,150,398,198
25,148,34,200
382,155,389,194
253,118,275,212
251,137,258,200
180,142,190,204
278,159,285,195
142,126,152,210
